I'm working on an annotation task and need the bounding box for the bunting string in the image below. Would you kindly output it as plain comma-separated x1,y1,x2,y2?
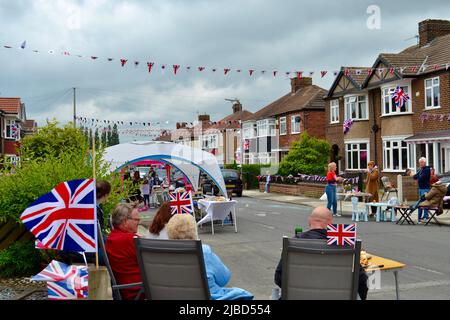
4,40,450,79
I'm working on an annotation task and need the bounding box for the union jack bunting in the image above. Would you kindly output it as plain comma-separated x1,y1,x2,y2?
343,118,353,134
20,179,97,253
169,191,194,214
392,85,410,109
327,224,357,246
32,260,88,300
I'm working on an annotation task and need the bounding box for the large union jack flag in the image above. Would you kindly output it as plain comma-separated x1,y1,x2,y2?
20,179,97,253
392,85,410,109
169,191,194,214
32,260,88,300
327,224,357,246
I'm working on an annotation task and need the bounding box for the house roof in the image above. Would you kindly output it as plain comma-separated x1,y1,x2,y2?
363,33,450,86
404,129,450,144
0,98,22,114
208,110,254,130
327,67,370,98
22,119,37,132
246,85,327,121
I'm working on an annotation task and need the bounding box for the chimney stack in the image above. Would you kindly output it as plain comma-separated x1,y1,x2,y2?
419,19,450,47
232,102,242,114
198,114,210,122
290,77,313,93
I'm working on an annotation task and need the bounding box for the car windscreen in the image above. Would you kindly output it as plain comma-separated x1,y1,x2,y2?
222,170,239,179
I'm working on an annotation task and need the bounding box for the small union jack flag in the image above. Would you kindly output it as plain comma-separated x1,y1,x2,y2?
392,85,410,109
169,191,194,214
327,224,357,246
32,260,88,300
343,118,353,135
20,179,97,253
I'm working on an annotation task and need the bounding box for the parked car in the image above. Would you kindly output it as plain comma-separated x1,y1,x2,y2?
222,169,243,197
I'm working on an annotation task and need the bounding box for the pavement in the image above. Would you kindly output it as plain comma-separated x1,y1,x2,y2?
137,195,450,300
243,189,450,226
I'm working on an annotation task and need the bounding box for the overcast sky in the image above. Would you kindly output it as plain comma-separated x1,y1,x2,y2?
1,0,450,140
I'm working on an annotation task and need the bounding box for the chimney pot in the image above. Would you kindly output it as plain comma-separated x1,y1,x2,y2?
290,77,313,93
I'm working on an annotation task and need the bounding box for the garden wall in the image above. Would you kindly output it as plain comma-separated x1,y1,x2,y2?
259,182,325,198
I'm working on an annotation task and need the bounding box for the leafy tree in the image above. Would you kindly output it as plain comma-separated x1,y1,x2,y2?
111,124,120,146
107,125,113,146
278,131,330,176
20,120,86,160
94,128,100,150
0,121,131,277
89,128,93,148
101,129,107,147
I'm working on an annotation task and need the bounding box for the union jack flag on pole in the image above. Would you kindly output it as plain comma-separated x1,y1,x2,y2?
392,85,410,109
32,260,88,300
327,224,357,246
20,179,97,253
169,191,194,214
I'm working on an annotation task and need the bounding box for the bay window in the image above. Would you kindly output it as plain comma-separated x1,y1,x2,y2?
345,142,369,170
382,84,411,115
257,119,276,137
383,139,408,171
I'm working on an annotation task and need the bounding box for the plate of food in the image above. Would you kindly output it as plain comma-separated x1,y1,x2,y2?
360,250,372,268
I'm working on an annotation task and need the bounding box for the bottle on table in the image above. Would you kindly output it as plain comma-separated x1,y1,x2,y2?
295,227,303,237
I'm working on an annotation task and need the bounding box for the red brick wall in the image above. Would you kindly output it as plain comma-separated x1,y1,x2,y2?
259,182,325,198
278,110,326,149
4,140,18,155
411,72,450,133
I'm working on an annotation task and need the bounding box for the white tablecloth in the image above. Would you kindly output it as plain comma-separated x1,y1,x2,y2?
197,200,237,226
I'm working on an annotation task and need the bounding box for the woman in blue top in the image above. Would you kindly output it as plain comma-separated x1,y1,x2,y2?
166,214,254,300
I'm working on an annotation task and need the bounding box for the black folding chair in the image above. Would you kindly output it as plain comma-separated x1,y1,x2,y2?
422,207,443,227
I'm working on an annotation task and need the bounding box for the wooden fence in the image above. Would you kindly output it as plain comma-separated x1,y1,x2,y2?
0,219,34,251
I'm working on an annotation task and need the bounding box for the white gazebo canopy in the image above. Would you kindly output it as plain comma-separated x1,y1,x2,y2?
103,141,227,197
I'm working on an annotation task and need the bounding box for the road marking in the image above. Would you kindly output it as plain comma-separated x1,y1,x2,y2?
410,265,446,276
256,213,266,217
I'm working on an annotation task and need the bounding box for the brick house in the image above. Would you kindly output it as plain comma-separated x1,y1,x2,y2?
325,19,450,179
0,97,28,165
325,67,371,174
159,104,253,166
242,77,327,164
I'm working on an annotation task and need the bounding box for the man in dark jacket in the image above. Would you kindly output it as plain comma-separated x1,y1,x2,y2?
274,207,369,300
412,157,431,223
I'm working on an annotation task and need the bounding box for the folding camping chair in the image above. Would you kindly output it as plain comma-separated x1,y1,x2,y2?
380,176,398,201
280,238,361,300
134,238,210,300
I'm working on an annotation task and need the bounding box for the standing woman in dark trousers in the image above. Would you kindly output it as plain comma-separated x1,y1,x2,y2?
412,157,431,224
325,162,343,217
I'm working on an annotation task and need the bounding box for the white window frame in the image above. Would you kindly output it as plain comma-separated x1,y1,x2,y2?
381,81,412,116
344,140,370,171
330,99,340,124
344,94,368,121
4,155,20,166
291,115,301,134
202,134,219,149
382,136,410,172
243,122,256,139
257,119,276,137
4,119,19,140
424,77,440,110
279,117,287,135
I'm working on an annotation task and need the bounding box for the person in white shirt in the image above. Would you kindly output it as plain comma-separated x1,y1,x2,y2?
140,180,150,207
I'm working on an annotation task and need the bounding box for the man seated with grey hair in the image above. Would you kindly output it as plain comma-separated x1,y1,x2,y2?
274,206,368,300
105,203,143,300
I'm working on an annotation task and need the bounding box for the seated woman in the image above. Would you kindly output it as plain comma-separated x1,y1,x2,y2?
411,180,447,217
146,202,172,239
166,214,254,300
